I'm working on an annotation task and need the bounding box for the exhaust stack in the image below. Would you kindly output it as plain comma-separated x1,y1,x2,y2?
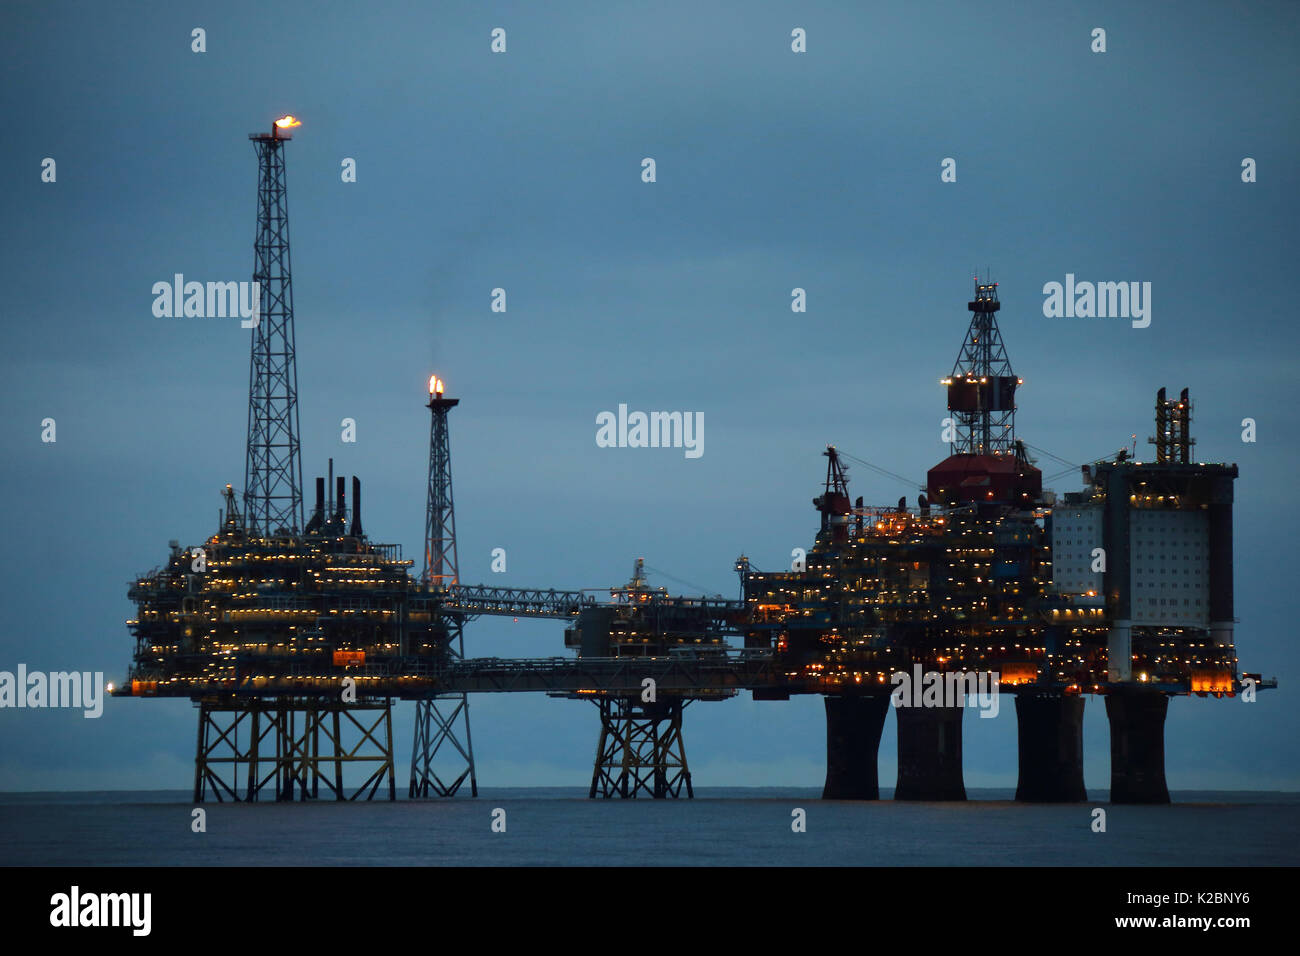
305,477,325,533
350,476,363,537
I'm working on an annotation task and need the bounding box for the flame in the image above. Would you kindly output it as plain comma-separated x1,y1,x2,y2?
275,115,302,129
429,374,443,395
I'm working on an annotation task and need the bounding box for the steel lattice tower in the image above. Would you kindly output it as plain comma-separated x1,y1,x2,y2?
945,279,1020,456
410,374,478,798
243,118,305,536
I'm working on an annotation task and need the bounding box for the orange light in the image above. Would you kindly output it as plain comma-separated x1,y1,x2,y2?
1190,669,1234,694
428,374,444,395
275,115,302,129
998,662,1039,685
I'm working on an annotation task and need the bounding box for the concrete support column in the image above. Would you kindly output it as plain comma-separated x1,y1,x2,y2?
822,695,890,799
1105,692,1171,804
1014,694,1087,802
895,704,965,801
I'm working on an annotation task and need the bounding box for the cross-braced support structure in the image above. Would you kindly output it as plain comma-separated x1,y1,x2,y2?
409,692,476,797
193,698,396,802
409,375,478,798
589,697,694,799
244,121,304,536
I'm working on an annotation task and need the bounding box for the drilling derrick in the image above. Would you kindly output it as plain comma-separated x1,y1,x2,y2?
244,116,305,536
410,374,478,798
947,280,1017,455
929,279,1041,507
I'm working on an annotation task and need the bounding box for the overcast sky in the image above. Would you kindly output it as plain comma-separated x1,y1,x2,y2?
1,0,1297,793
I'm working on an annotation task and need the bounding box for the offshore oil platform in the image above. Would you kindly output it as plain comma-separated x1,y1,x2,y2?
114,117,1274,805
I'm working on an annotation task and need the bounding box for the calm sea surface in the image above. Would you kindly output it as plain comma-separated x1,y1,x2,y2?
2,788,1297,866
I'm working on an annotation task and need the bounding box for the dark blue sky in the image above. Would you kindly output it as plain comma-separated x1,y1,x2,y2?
2,0,1296,791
